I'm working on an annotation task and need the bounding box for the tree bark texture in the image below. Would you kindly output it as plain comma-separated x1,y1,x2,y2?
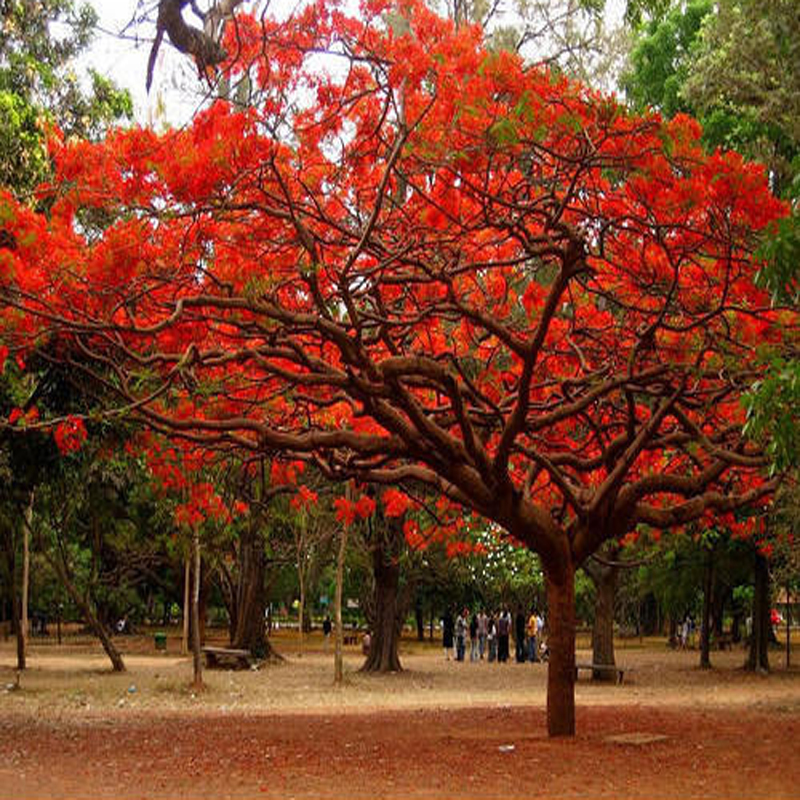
232,523,277,659
415,599,425,642
746,550,770,672
191,529,203,689
2,517,25,670
11,576,25,672
545,561,576,737
361,524,403,673
21,498,31,670
589,562,616,680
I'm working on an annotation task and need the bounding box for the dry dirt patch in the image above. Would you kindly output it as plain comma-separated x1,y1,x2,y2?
1,636,798,798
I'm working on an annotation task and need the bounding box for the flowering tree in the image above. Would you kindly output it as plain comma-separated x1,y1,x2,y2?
0,0,792,735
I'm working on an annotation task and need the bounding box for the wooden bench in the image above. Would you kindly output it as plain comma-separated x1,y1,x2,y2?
575,662,630,684
201,646,254,669
343,633,359,646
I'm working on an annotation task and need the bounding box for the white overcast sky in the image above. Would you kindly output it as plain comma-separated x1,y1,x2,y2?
83,0,627,126
84,1,217,127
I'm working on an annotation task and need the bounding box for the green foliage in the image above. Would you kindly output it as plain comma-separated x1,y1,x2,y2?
625,0,800,471
0,90,49,194
682,0,800,194
622,0,712,119
769,483,800,595
469,530,544,609
32,428,179,626
0,0,132,195
626,530,753,625
623,0,676,26
743,356,800,471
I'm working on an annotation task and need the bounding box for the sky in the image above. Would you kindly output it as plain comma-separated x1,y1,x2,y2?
83,0,628,126
84,1,216,127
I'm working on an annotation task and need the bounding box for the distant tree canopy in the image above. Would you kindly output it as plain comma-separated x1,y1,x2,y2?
0,0,132,196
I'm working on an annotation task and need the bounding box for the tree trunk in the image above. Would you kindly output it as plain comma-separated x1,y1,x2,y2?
48,553,125,672
191,529,203,689
334,523,348,684
298,581,306,657
589,563,616,680
700,550,713,669
545,560,576,737
181,556,190,656
21,498,31,669
232,524,277,659
731,611,743,644
746,550,770,672
361,527,402,673
295,510,308,656
11,577,25,672
415,599,425,642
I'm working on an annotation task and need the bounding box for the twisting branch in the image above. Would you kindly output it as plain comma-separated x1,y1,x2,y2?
146,0,246,92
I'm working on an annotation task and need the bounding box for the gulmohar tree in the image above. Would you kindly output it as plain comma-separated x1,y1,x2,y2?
0,0,793,736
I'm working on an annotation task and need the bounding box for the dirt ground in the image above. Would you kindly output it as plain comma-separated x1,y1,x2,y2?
1,631,799,799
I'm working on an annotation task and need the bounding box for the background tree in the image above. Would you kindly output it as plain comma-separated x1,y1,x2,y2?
771,482,800,666
0,0,131,671
624,0,799,673
0,0,132,196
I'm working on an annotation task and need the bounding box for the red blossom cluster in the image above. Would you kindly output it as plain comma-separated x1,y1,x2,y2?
52,416,87,455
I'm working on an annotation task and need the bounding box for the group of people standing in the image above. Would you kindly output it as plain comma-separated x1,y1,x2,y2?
442,606,545,664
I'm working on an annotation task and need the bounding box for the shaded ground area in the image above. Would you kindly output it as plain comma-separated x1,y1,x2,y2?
1,634,799,798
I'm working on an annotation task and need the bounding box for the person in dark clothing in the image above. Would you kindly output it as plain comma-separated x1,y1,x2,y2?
322,614,332,650
497,608,511,662
515,605,526,663
442,609,455,660
469,612,479,662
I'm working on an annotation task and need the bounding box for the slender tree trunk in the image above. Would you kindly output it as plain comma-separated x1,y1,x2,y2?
415,599,425,642
334,523,348,684
21,497,31,669
295,511,307,657
222,570,237,644
181,556,190,656
731,612,743,643
191,529,203,689
589,563,616,680
361,526,402,672
297,571,306,657
700,550,713,669
746,550,770,672
11,579,25,672
4,510,25,670
48,554,125,672
545,560,576,737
